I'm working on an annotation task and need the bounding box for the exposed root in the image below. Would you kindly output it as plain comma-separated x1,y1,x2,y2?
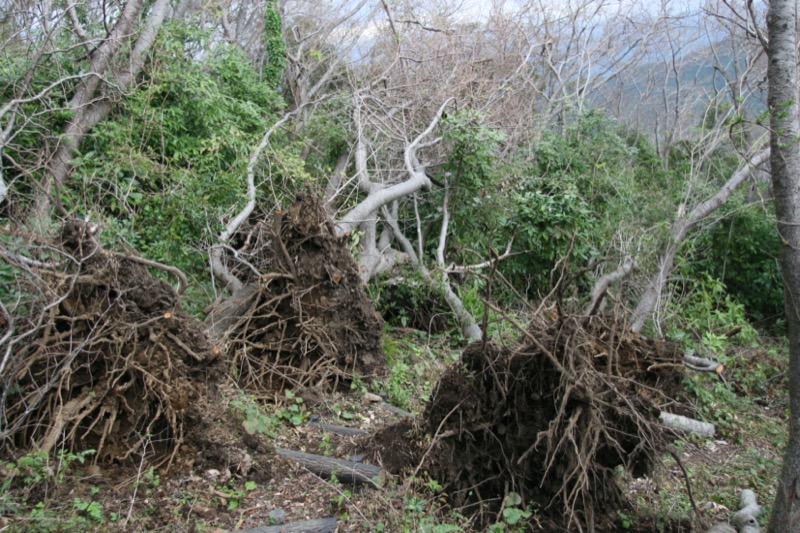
362,313,684,530
0,221,262,477
207,193,387,392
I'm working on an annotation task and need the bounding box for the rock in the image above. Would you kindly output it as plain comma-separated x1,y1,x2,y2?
268,508,286,525
363,392,383,403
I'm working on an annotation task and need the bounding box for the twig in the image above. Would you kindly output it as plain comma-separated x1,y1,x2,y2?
668,446,708,530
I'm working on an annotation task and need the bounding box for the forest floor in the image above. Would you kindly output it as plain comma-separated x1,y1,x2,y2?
0,327,787,532
0,213,788,532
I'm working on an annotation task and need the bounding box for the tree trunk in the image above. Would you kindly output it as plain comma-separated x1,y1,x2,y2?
629,149,769,333
767,1,800,531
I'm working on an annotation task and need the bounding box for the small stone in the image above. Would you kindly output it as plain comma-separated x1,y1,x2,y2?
192,504,216,519
268,509,286,525
379,392,388,401
363,392,383,403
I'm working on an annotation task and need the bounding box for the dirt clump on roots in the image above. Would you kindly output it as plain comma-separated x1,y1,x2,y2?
206,192,387,392
0,220,271,481
361,313,684,530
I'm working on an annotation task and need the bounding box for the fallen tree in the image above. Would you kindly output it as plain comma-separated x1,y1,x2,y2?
360,312,689,530
206,193,387,391
0,220,271,478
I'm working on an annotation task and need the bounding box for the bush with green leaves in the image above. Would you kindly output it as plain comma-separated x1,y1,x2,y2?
46,22,311,317
688,196,783,323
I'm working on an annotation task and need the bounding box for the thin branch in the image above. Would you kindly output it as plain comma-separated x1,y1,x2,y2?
445,240,515,273
435,180,449,268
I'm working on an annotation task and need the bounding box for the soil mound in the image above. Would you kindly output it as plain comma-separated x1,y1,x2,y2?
0,221,269,479
207,193,387,391
362,313,683,529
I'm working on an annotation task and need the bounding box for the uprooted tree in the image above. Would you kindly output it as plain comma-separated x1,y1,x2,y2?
206,192,387,391
0,221,271,479
361,310,687,530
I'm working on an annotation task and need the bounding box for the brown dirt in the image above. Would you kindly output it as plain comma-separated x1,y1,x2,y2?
206,192,387,392
361,313,685,530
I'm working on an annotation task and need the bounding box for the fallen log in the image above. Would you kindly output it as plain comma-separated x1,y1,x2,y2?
235,517,338,533
706,489,761,533
276,448,384,487
659,412,715,438
308,422,368,436
683,353,724,373
379,401,412,418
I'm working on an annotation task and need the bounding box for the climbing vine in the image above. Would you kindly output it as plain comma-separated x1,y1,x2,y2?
264,0,287,88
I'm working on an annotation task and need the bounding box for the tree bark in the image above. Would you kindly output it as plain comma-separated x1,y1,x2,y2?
767,1,800,531
659,412,715,438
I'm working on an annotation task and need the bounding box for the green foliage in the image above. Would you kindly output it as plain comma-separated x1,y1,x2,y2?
378,334,426,409
213,479,258,511
59,22,296,313
72,490,103,523
370,268,453,332
264,0,287,88
689,197,783,322
374,331,458,411
3,449,94,489
385,494,465,532
231,396,281,437
436,112,509,265
666,275,758,347
505,176,592,291
1,449,104,531
277,389,307,426
486,492,535,532
499,112,666,296
230,390,307,437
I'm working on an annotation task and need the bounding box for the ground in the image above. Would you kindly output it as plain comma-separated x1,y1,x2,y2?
0,328,786,532
0,211,788,532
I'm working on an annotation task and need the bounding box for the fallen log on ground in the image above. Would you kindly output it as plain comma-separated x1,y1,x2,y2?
308,422,368,436
659,412,716,438
276,448,384,486
379,401,413,418
235,518,338,533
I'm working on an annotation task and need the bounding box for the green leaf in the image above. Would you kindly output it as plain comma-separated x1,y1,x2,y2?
242,418,258,434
